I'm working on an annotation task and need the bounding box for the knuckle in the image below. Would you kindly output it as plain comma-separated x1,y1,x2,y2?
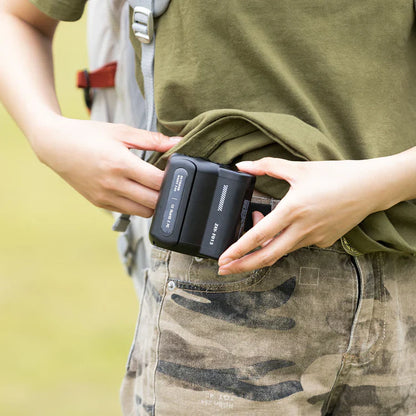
232,247,246,260
151,174,164,191
99,154,125,175
149,132,164,146
94,192,111,208
229,242,248,259
140,208,154,218
136,191,159,210
147,193,159,207
260,157,273,165
150,195,159,209
109,159,124,175
252,229,269,246
259,251,275,267
260,157,274,174
291,202,310,220
229,265,241,274
98,176,116,192
231,263,246,274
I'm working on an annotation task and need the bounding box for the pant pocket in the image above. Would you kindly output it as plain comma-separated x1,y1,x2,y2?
167,251,269,293
154,246,359,415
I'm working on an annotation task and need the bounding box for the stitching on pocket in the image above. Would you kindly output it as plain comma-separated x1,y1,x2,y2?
169,266,270,293
347,252,388,367
356,252,387,365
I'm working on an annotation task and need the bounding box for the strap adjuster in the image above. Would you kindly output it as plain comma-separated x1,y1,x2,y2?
81,70,93,111
76,62,117,111
132,6,154,44
112,213,131,232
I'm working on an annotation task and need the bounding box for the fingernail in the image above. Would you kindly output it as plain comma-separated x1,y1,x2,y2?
235,161,253,169
169,136,182,142
218,267,229,276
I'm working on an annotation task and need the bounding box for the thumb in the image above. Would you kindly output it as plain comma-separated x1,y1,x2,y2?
236,157,296,181
120,126,182,152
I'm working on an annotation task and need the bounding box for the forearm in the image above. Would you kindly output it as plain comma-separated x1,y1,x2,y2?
377,146,416,209
0,4,60,156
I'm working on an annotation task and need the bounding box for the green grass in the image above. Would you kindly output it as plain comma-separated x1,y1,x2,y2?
0,13,138,416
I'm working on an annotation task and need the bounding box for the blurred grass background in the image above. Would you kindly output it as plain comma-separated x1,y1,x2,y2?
0,10,138,416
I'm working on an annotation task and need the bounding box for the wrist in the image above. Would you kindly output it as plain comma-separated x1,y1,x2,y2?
370,149,416,212
388,147,416,203
27,112,67,164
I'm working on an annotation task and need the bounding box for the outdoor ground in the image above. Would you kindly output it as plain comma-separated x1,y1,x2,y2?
0,11,139,416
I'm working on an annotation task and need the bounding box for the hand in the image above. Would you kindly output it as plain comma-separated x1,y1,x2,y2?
33,116,181,217
218,156,400,275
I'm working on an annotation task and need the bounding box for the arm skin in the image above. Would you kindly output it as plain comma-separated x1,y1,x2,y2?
3,1,413,269
218,147,416,275
0,0,180,217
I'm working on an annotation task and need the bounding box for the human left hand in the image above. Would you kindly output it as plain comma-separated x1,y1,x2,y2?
218,156,401,275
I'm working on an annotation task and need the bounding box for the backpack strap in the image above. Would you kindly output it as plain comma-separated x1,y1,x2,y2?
76,62,117,110
128,0,170,132
113,0,170,233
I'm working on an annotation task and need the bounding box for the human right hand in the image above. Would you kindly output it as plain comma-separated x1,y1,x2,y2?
32,116,181,217
218,155,412,274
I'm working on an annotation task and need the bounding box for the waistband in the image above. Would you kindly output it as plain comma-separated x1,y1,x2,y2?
250,194,280,209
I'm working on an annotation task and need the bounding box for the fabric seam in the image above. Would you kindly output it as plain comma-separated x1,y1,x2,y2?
169,266,270,293
349,252,386,367
125,267,149,373
152,250,171,415
321,255,361,413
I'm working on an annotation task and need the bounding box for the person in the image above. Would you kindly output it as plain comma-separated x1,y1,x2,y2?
1,0,416,415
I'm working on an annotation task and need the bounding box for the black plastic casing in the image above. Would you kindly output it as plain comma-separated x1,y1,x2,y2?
149,154,256,259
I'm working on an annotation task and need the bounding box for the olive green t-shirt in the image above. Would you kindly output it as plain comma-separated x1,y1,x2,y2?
31,0,416,255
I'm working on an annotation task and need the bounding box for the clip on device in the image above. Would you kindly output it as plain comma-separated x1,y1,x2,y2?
149,154,256,259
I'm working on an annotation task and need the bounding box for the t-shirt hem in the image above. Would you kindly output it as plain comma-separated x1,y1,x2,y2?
29,0,86,22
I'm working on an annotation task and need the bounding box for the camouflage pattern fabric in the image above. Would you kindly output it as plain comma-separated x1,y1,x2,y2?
120,196,416,415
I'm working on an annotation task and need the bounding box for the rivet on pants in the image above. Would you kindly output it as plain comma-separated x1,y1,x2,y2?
167,281,176,291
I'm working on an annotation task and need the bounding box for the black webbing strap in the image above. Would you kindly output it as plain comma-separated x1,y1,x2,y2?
115,201,275,234
244,202,273,232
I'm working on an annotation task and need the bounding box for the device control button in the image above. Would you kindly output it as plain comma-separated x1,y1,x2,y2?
161,168,188,235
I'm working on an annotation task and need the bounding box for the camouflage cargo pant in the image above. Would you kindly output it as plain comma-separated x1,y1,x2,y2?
120,196,416,415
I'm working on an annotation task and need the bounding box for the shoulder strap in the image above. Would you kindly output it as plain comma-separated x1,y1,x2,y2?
128,0,170,132
113,0,171,233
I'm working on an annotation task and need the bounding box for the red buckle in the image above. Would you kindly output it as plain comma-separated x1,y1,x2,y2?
76,62,117,110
